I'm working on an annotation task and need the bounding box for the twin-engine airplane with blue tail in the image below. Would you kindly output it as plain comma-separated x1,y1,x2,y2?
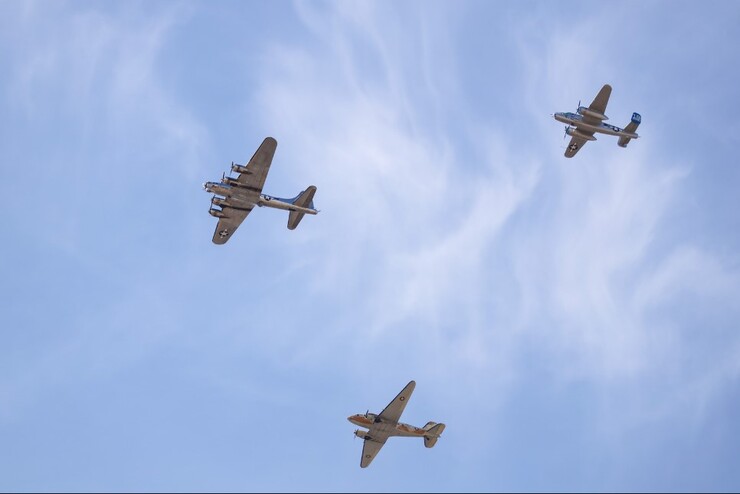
554,84,641,158
348,380,446,468
203,137,318,244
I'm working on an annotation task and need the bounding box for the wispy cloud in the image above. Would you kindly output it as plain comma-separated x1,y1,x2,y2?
0,3,210,415
2,2,739,489
253,3,542,384
255,1,740,426
508,3,740,427
4,2,208,187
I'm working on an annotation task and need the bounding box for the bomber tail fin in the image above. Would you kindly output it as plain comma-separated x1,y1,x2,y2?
618,112,641,147
423,423,446,448
287,185,317,230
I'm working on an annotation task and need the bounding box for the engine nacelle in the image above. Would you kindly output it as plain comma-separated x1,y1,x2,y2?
354,429,370,440
211,196,228,207
205,182,233,196
222,176,241,187
577,106,608,121
209,207,226,218
231,163,250,175
565,126,597,141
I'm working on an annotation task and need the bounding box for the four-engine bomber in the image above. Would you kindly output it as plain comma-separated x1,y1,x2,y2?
203,137,318,244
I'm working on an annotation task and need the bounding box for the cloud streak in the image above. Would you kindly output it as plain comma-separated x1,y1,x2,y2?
254,1,740,431
2,2,740,490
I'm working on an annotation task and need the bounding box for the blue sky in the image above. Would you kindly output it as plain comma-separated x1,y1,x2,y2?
2,1,740,491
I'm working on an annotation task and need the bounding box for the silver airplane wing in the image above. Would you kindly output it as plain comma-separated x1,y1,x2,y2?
378,380,416,424
585,84,612,124
236,136,278,194
360,437,387,468
564,134,591,158
211,206,253,244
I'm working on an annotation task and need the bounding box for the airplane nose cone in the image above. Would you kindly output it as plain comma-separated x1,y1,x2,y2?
347,415,355,422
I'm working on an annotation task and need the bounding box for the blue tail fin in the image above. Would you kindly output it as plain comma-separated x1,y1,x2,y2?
618,112,641,147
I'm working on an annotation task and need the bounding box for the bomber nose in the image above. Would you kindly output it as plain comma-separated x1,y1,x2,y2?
347,415,355,422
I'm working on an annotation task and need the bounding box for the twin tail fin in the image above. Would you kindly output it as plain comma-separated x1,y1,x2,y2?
618,112,641,147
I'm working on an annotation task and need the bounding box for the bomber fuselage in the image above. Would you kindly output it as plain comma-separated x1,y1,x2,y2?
202,181,317,215
553,112,638,139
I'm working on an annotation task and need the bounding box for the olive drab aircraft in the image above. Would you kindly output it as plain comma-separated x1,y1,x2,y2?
553,84,641,158
347,380,446,468
203,137,319,244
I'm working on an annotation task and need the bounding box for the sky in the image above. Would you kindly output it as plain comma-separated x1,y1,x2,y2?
1,0,740,492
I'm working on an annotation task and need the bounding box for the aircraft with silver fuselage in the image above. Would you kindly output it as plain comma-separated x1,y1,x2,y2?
553,84,641,158
348,380,445,468
203,137,318,244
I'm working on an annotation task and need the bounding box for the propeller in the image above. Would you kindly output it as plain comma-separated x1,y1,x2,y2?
563,126,569,140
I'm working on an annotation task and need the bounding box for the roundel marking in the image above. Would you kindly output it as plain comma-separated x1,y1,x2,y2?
400,396,405,401
365,454,371,458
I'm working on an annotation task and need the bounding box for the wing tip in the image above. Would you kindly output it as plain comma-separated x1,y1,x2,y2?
212,231,230,244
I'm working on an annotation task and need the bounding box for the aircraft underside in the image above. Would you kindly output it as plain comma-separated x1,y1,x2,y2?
554,114,637,139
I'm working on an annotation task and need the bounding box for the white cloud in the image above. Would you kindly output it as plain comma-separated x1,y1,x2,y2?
2,2,739,488
6,3,208,183
507,5,740,429
253,2,740,427
4,2,735,432
0,3,211,416
254,3,542,380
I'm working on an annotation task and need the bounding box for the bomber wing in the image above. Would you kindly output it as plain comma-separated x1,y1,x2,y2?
360,437,387,468
236,137,277,194
564,133,592,158
585,84,612,123
378,380,415,424
211,207,252,244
